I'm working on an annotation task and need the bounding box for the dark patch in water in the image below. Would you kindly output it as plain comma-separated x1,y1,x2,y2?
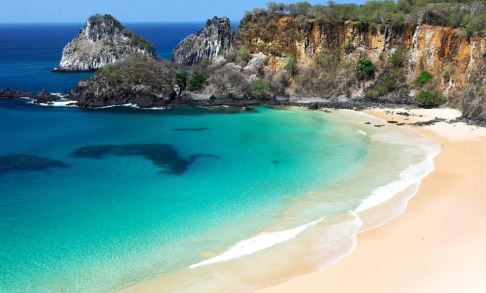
171,127,209,132
271,160,280,165
0,154,69,175
72,144,218,175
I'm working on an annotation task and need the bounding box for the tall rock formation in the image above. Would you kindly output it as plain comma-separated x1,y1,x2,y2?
56,14,156,72
172,17,235,65
238,13,486,120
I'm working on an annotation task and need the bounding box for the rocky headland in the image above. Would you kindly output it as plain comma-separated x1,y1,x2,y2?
55,14,156,72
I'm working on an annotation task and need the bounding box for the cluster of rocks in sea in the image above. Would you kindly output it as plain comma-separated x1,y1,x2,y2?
0,88,60,104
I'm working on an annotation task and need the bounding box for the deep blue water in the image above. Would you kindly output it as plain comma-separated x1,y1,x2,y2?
0,23,204,92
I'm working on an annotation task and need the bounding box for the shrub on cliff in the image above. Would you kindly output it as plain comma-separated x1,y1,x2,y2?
416,70,433,87
389,47,407,69
295,56,354,97
206,64,250,98
175,71,189,91
94,56,175,95
416,90,442,108
246,1,486,34
285,54,298,77
356,58,375,80
187,73,206,92
365,70,397,99
236,47,251,66
250,79,272,99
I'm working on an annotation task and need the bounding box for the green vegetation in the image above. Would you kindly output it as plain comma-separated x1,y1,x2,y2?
416,70,434,86
295,51,354,97
285,54,297,76
365,71,397,99
97,65,123,84
247,1,486,35
125,31,153,50
314,51,340,68
389,47,407,69
95,56,175,95
442,66,452,79
175,71,189,91
236,47,251,66
251,79,272,98
356,58,375,80
416,90,442,108
187,73,206,92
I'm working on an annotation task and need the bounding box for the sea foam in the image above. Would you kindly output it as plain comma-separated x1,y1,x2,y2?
189,217,325,269
188,112,440,271
357,133,440,212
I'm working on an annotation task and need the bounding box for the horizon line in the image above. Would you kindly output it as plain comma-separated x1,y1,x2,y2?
0,20,241,24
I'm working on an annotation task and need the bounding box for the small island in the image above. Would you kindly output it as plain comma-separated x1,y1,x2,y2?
54,14,156,72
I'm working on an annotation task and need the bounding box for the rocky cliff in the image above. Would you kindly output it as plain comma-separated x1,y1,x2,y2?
172,17,235,65
56,14,156,72
238,13,486,120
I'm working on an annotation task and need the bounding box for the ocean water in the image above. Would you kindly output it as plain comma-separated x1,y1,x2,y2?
0,100,437,292
0,24,438,292
0,23,204,92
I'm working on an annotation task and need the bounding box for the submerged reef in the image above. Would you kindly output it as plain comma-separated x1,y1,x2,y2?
72,144,219,175
0,154,69,175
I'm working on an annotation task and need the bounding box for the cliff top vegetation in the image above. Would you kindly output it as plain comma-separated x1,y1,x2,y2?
244,1,486,35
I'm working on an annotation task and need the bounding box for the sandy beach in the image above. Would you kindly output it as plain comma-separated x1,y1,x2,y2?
119,107,486,293
260,108,486,293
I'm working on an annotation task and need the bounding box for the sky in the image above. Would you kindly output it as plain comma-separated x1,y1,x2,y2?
0,0,364,23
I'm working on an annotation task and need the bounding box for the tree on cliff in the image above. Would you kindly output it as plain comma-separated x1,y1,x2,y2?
246,1,486,35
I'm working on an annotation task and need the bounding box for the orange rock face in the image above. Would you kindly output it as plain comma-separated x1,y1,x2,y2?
238,15,486,100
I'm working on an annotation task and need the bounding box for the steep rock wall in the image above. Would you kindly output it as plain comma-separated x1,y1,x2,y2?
238,14,485,118
172,17,235,66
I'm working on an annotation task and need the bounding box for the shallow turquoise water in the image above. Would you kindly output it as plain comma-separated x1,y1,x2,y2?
0,101,372,292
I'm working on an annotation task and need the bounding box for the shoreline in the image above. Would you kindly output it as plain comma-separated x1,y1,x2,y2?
2,96,483,291
118,107,443,292
259,107,486,293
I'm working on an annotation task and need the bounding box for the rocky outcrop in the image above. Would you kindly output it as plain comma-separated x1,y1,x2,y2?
462,41,486,122
172,17,235,65
0,88,60,103
238,13,486,120
69,57,177,108
55,14,156,72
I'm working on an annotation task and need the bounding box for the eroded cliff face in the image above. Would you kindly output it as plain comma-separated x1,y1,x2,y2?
238,14,486,119
57,15,156,71
172,17,235,66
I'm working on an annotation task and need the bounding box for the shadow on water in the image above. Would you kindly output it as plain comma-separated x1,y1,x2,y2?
72,144,219,175
0,154,69,175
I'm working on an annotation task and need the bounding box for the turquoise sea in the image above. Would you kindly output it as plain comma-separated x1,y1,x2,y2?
0,24,438,292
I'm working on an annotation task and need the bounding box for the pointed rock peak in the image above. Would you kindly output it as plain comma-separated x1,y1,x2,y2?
84,14,125,40
206,16,231,27
56,14,156,72
172,16,235,66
